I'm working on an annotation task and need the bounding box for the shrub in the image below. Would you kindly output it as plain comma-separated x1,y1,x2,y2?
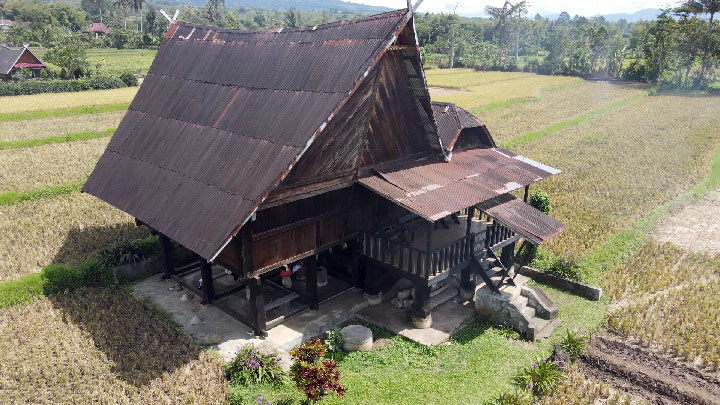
490,390,532,404
98,238,160,269
41,264,84,295
324,327,344,353
0,76,127,96
546,253,582,281
119,71,139,87
226,344,284,385
290,339,345,403
558,329,589,362
514,358,564,397
528,190,551,214
87,75,126,90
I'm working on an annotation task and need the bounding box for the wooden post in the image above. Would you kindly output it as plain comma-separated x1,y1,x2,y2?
160,234,174,279
248,277,267,337
364,262,382,296
350,240,362,288
500,241,516,269
523,185,530,203
305,255,319,310
411,279,432,328
425,222,433,278
460,208,475,296
200,260,215,304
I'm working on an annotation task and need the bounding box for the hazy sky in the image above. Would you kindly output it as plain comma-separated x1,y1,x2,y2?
353,0,676,17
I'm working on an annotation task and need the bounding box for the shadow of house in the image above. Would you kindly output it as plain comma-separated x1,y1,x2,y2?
52,222,150,269
48,286,204,388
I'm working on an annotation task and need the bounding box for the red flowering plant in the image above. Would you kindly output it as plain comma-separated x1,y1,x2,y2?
289,338,345,403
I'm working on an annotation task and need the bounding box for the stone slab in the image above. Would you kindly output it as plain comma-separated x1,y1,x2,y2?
131,274,368,361
519,266,603,301
356,295,475,346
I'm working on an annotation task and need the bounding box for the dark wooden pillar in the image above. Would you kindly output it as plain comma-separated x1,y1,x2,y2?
523,185,530,203
461,207,475,294
248,277,267,337
500,241,516,269
200,260,215,304
160,234,174,279
305,255,319,310
350,240,362,288
411,279,432,328
425,222,433,278
364,262,382,296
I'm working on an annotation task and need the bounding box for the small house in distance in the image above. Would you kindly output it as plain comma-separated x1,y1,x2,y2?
84,9,566,340
0,45,46,81
85,22,110,39
0,19,12,32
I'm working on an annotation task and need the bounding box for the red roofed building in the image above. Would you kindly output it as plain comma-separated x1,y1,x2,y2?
85,22,110,39
0,45,46,81
0,19,12,31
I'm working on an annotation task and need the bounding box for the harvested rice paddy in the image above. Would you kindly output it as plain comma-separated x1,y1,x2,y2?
0,86,137,114
0,138,108,194
0,111,123,142
425,68,532,88
0,288,228,404
0,193,148,281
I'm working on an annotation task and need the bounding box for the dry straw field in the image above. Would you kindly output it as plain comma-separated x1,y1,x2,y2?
1,69,719,403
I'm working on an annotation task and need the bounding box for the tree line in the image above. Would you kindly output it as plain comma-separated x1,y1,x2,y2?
0,0,717,89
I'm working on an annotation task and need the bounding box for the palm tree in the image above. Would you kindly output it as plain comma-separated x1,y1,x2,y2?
681,0,720,30
206,0,225,23
485,1,528,51
114,0,130,29
130,0,146,32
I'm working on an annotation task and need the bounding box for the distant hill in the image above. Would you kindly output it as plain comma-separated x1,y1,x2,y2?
163,0,392,14
595,8,662,22
541,8,663,22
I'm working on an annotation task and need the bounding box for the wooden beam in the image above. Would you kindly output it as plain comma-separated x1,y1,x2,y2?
159,234,174,279
248,277,267,337
524,185,530,203
425,222,433,278
412,279,431,319
240,221,253,278
200,260,215,304
305,255,319,310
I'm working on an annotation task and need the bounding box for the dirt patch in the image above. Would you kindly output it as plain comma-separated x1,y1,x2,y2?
654,190,720,255
581,333,720,404
428,86,468,96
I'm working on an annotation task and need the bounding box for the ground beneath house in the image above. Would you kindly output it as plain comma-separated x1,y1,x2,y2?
580,333,720,405
653,189,720,255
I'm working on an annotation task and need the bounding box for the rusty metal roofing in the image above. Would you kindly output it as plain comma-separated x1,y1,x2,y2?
477,194,566,244
90,22,110,34
83,9,412,260
358,147,560,222
431,101,495,152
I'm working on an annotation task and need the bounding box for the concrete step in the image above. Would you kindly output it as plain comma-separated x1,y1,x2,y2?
534,318,562,340
521,305,536,319
430,285,458,310
511,295,528,308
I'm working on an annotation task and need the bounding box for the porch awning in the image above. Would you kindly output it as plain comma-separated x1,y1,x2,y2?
358,147,560,222
476,194,566,244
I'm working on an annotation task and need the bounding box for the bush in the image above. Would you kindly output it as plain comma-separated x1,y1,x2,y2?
490,390,532,404
514,358,565,397
41,264,84,295
558,329,589,362
119,71,139,87
528,190,551,214
226,344,284,385
0,75,128,96
546,254,582,281
324,327,344,353
98,238,160,269
289,339,345,403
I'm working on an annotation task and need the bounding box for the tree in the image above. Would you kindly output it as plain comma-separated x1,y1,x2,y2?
485,1,528,62
205,0,224,23
114,0,129,29
285,8,300,27
44,34,88,79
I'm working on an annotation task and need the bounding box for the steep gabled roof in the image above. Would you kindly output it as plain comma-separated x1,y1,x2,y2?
0,45,44,74
84,9,429,260
90,22,110,34
432,101,495,152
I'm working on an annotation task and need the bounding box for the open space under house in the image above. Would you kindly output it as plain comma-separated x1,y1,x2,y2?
83,8,566,342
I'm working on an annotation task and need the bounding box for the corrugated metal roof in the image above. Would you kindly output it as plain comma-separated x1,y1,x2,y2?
0,46,23,74
477,194,566,244
359,147,560,222
90,22,110,34
83,9,412,260
431,101,494,152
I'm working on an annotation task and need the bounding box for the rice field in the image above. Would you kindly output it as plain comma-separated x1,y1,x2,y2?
0,111,123,142
0,287,227,404
34,48,158,76
0,193,148,282
0,138,108,194
425,68,532,88
0,86,137,114
512,94,720,256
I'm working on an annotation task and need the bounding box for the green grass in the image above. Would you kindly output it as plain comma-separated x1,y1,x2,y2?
0,273,46,309
0,128,115,150
0,103,128,123
499,88,658,149
471,78,585,114
579,145,720,286
0,180,85,206
35,48,158,76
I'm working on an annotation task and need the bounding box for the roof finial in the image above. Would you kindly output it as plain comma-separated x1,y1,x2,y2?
406,0,424,12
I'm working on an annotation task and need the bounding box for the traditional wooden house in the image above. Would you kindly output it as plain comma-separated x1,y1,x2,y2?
85,22,110,40
0,45,46,81
83,9,565,337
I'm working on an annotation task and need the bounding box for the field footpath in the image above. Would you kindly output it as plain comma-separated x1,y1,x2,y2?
0,103,129,124
0,128,115,150
499,87,658,150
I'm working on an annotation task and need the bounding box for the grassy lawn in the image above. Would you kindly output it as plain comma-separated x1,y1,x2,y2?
1,69,719,403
